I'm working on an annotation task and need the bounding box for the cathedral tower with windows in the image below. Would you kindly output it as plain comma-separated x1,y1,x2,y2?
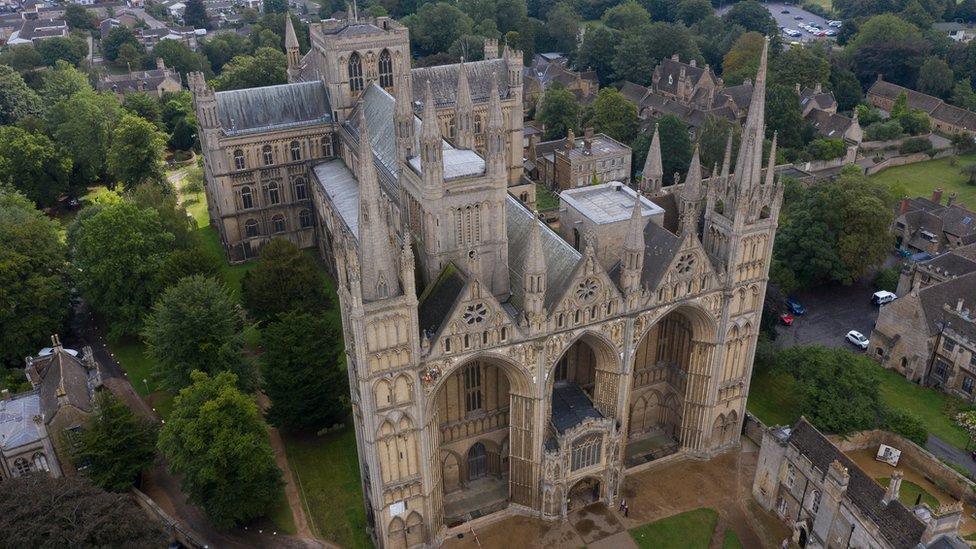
191,15,781,547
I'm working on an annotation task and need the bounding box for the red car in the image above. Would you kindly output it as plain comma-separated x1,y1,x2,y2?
780,313,795,326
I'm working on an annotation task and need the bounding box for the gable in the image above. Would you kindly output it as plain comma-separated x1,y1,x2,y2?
648,232,718,304
549,248,624,327
426,276,520,356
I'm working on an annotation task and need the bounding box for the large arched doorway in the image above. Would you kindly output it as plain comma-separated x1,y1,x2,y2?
431,357,533,528
567,477,601,512
626,306,716,466
547,334,621,432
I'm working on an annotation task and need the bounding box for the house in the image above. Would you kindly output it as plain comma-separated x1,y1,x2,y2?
934,22,976,43
753,418,964,548
868,76,976,136
0,336,102,480
527,127,632,191
6,16,66,44
97,57,182,97
522,50,598,112
892,190,976,256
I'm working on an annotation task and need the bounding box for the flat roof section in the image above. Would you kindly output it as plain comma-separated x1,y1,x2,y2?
560,182,664,225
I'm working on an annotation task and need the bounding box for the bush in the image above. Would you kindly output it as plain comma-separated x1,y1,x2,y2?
807,138,847,161
899,136,933,155
873,267,900,292
884,408,928,446
864,121,904,142
802,2,833,18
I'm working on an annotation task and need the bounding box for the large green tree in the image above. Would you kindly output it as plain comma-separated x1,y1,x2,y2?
69,202,175,335
0,190,69,366
676,0,712,25
535,83,579,140
158,370,282,528
771,45,830,90
72,392,157,492
102,26,144,63
41,60,91,104
600,1,650,31
241,239,330,322
722,31,764,86
829,65,863,112
35,35,89,67
657,114,693,184
184,0,210,28
64,4,98,31
48,90,122,185
574,25,617,85
0,475,168,546
403,2,474,56
917,56,954,98
128,183,196,250
144,275,256,391
765,83,807,150
107,114,167,190
0,64,40,125
152,39,211,77
0,126,71,207
721,0,777,35
612,22,701,85
847,14,929,87
211,47,288,91
201,32,252,73
545,2,580,53
587,87,639,144
696,114,739,175
262,311,348,432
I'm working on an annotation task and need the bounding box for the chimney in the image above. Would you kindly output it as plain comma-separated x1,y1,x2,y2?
883,471,903,505
50,334,62,353
689,59,696,68
795,82,801,94
958,298,965,312
156,57,165,70
566,129,575,149
583,127,593,154
671,53,679,61
948,192,957,206
932,188,943,204
814,82,822,93
900,198,910,214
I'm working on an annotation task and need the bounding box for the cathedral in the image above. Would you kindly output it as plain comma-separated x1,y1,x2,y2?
190,13,782,548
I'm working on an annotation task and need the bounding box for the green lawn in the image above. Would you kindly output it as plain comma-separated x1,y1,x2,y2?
282,425,370,549
722,529,744,549
870,153,976,210
266,487,298,535
804,0,832,12
630,508,718,549
746,369,799,427
111,336,173,419
535,183,560,211
876,477,939,508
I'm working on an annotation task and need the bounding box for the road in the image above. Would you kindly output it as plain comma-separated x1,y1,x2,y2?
717,2,837,44
927,435,976,477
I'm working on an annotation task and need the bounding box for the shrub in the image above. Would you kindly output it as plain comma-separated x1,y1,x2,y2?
873,267,900,292
864,121,904,142
884,408,928,446
899,136,933,155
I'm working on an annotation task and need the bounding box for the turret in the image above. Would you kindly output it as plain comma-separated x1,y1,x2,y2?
454,60,475,150
285,14,301,81
419,80,444,191
522,212,546,323
640,124,663,195
187,72,217,130
620,192,646,297
486,78,506,178
680,146,703,235
484,37,498,60
394,72,416,163
356,104,399,301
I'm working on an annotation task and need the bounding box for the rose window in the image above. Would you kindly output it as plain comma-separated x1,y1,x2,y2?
576,278,599,303
463,303,488,325
676,254,696,274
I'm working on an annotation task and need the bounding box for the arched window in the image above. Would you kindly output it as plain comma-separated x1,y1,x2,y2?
810,490,821,513
570,434,602,471
240,186,254,209
474,115,483,134
348,52,364,92
321,135,333,157
467,442,487,480
272,214,286,233
32,452,48,472
378,49,393,88
262,145,273,165
463,363,481,413
244,219,259,238
267,182,280,205
14,458,31,476
294,178,307,200
290,140,301,162
233,149,246,170
448,116,456,139
300,209,313,228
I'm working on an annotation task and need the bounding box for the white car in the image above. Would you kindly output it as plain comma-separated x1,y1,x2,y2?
872,291,897,305
828,20,843,27
785,29,801,37
846,330,869,350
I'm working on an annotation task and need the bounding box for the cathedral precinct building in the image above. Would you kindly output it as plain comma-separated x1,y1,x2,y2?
190,13,783,548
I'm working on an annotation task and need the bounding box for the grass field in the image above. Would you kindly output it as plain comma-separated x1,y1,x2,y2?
876,477,939,508
747,361,970,448
804,0,832,12
283,425,371,549
722,529,744,549
869,153,976,209
630,508,719,549
536,183,560,211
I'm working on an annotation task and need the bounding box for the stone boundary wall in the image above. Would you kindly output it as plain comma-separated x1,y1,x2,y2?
131,487,210,549
864,148,956,176
743,412,767,446
828,430,976,506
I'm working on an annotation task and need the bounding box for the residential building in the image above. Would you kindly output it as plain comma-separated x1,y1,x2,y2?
191,17,783,547
522,51,598,112
754,418,964,548
527,128,632,191
934,22,976,43
893,190,976,257
6,16,66,44
98,57,182,97
868,76,976,136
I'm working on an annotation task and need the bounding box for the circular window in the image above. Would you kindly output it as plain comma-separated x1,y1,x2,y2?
576,278,599,303
463,303,488,325
676,253,696,274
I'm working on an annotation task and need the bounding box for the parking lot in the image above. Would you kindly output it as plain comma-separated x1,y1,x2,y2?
775,278,881,351
719,2,838,44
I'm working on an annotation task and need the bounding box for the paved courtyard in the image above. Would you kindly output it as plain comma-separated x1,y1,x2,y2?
775,278,881,351
443,440,790,548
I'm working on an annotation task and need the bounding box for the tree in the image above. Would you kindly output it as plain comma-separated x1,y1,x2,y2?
201,32,252,73
806,138,846,160
0,190,69,366
848,14,929,87
72,392,157,492
898,109,931,135
0,45,43,72
535,83,579,140
495,0,527,33
107,114,166,190
600,1,650,31
917,57,954,98
48,90,121,186
0,65,40,125
263,0,289,12
613,22,701,85
773,169,894,288
128,183,196,250
40,60,91,104
65,4,98,31
951,79,976,110
241,239,330,322
262,311,348,432
144,275,255,391
771,44,830,90
657,114,693,183
676,0,711,25
546,2,580,53
169,116,198,151
184,0,210,28
35,35,89,67
697,114,739,174
0,475,167,547
156,245,222,286
122,91,162,126
587,88,639,144
722,0,776,35
158,370,282,528
722,31,764,86
765,83,806,150
864,120,904,141
403,2,474,56
829,65,863,112
211,47,287,91
152,39,211,77
101,26,144,63
901,0,934,28
0,126,71,207
69,202,175,335
574,25,616,85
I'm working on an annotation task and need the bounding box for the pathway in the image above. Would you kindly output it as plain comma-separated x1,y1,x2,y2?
926,434,976,476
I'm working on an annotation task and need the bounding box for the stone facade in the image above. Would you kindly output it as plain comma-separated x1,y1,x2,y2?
193,20,783,548
528,128,632,191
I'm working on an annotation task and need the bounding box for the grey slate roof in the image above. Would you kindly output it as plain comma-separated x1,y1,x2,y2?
0,392,42,451
550,382,603,434
313,159,360,237
418,264,467,337
639,219,682,289
215,80,332,135
411,59,511,107
788,418,926,549
505,196,581,312
806,108,854,140
918,271,976,338
921,251,976,278
345,84,408,187
28,349,96,423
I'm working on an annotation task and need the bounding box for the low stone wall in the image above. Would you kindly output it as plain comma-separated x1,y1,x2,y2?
743,412,767,446
828,430,976,506
864,148,955,176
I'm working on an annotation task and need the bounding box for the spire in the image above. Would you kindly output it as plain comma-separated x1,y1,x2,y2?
400,232,416,299
720,129,733,180
763,131,778,188
641,124,664,195
486,77,505,176
680,146,703,235
284,14,299,50
523,212,547,318
356,104,398,301
621,191,646,295
419,80,444,187
394,72,415,162
455,59,475,149
284,14,301,79
730,35,769,204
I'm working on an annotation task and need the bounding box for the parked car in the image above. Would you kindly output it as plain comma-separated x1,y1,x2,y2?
785,298,806,315
780,313,795,326
794,15,803,20
781,9,790,13
824,29,837,36
846,330,869,350
872,291,897,305
828,20,842,27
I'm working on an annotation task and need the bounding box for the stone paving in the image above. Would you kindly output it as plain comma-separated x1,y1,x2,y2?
443,439,791,548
